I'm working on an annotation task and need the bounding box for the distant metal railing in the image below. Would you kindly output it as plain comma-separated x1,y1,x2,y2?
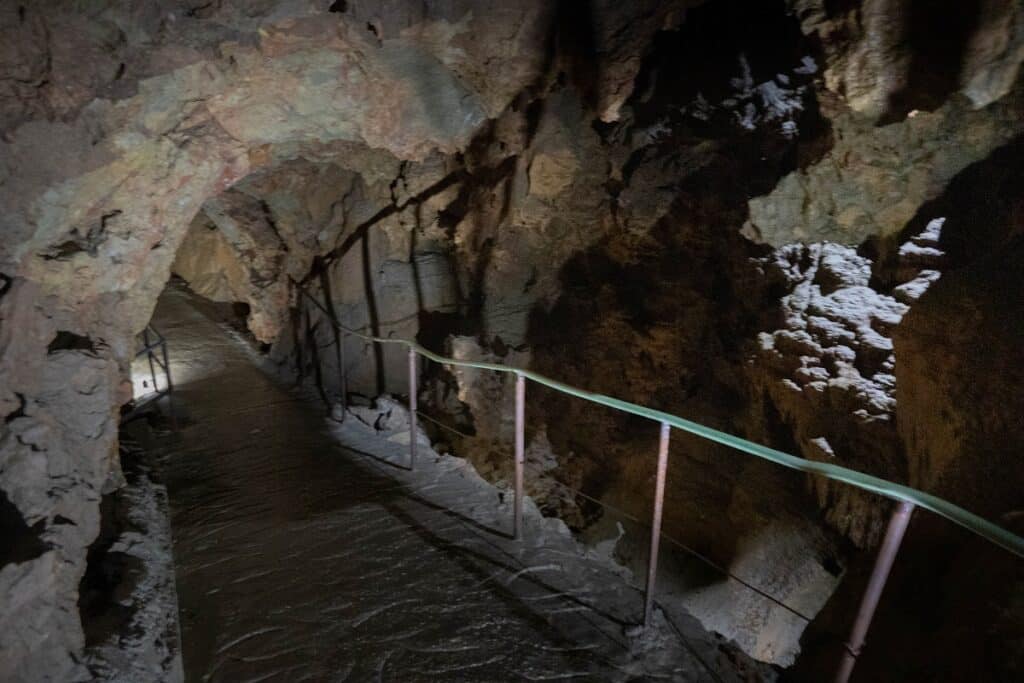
295,283,1024,682
129,325,176,426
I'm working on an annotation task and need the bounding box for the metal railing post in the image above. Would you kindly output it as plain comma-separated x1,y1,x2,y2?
513,373,526,539
835,500,915,683
408,348,418,470
159,336,179,430
286,280,1024,566
644,421,671,628
160,338,173,393
143,328,159,393
336,327,347,419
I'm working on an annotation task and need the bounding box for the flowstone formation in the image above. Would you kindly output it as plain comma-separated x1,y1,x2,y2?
2,0,1024,680
753,219,947,547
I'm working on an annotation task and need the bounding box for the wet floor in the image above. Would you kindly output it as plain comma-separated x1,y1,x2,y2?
150,286,752,682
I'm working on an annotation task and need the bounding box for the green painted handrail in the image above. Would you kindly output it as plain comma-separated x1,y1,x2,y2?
298,288,1024,559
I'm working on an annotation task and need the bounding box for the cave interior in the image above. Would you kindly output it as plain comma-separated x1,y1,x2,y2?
1,1,1024,681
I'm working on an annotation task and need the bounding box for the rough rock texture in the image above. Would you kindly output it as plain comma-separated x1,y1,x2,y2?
789,0,1024,119
892,138,1024,515
751,219,946,547
79,428,183,682
789,137,1024,680
3,0,1024,679
745,90,1024,246
0,2,567,679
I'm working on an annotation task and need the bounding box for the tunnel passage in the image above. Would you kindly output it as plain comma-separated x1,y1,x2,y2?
133,281,769,681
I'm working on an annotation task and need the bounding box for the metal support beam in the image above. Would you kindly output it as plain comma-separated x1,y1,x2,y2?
644,421,671,628
160,340,173,393
336,328,347,420
143,328,159,394
513,373,526,539
835,500,915,683
160,339,179,431
408,348,418,470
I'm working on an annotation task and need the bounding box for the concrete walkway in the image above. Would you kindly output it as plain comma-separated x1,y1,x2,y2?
150,286,763,682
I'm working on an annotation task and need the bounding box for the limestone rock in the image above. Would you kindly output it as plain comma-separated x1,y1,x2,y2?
789,0,1024,118
0,4,544,678
895,241,1024,515
751,214,952,547
745,90,1024,247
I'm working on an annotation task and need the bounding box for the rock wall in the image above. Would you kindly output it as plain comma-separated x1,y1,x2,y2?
0,2,554,678
2,0,1024,679
789,0,1024,119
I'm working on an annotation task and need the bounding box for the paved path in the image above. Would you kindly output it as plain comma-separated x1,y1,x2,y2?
151,286,759,682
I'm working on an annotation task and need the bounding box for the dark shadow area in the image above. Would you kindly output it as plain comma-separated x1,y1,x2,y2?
77,486,141,648
873,133,1024,290
379,498,636,639
788,509,1024,682
880,0,982,124
0,489,48,570
550,0,600,114
317,268,348,406
623,0,832,173
47,330,97,354
338,443,509,538
792,133,1024,683
514,5,847,653
301,298,330,406
523,160,812,550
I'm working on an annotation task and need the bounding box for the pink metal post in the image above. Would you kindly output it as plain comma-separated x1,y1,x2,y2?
408,348,418,470
513,373,526,539
643,421,671,628
835,500,915,683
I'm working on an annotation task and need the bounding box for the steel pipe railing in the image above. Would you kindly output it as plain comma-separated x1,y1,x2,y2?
294,281,1024,677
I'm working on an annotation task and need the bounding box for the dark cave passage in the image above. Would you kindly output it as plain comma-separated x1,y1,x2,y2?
133,283,757,681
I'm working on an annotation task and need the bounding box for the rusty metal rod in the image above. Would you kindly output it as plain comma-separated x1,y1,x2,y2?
337,325,347,419
644,421,671,628
143,328,159,394
160,339,179,431
160,340,173,393
513,373,526,539
835,500,915,683
150,353,167,372
408,348,418,470
136,340,167,356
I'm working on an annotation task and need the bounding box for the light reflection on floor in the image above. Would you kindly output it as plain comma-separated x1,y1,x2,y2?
130,351,170,400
